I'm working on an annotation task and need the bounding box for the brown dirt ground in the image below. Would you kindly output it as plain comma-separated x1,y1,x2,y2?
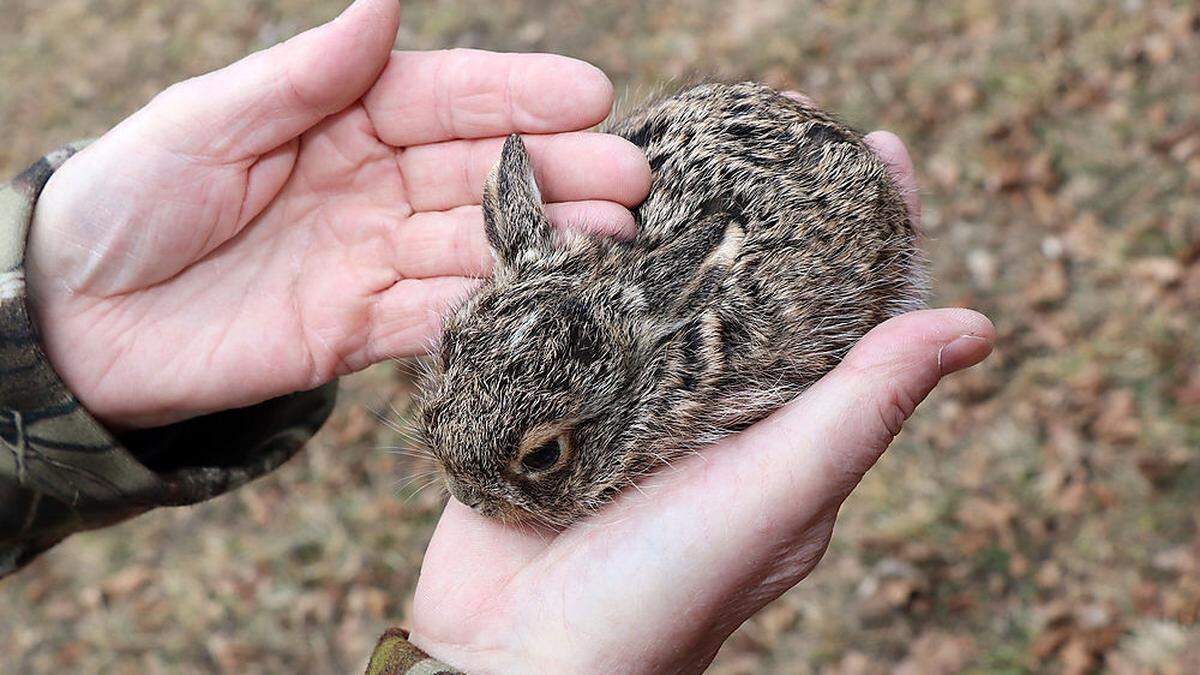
1,1,1198,673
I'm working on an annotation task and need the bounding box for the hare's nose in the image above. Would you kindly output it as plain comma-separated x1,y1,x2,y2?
447,480,483,509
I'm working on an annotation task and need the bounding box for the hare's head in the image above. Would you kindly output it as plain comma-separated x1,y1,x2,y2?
416,135,660,527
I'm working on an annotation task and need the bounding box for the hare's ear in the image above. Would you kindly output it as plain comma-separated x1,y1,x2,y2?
483,134,552,268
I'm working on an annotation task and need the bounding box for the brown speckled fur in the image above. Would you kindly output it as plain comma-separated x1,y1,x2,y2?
416,82,926,527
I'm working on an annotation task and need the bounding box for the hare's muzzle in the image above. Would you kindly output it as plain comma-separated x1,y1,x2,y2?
446,479,483,510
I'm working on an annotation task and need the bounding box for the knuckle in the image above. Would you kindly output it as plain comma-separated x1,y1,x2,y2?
875,377,918,440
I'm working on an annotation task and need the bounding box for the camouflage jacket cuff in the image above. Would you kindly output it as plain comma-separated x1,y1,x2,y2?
0,146,337,577
367,628,464,675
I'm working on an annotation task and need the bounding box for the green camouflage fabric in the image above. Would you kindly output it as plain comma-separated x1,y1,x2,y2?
1,147,460,674
0,146,336,575
367,628,462,675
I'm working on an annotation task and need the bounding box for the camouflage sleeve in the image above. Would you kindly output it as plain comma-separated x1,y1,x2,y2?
366,628,463,675
0,145,337,576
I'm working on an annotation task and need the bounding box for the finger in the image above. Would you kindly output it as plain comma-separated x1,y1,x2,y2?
240,138,301,229
363,50,615,147
144,0,400,160
361,276,484,363
747,308,993,495
636,308,988,525
545,201,639,240
393,201,638,279
399,132,651,212
865,130,922,230
626,309,993,537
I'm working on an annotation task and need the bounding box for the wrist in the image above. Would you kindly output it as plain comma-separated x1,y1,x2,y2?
23,159,142,430
406,625,717,675
406,628,522,675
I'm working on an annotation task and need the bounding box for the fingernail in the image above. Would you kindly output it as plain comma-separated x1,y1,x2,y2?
937,334,993,375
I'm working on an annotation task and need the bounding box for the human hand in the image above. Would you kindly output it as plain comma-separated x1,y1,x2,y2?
25,0,650,429
405,135,993,674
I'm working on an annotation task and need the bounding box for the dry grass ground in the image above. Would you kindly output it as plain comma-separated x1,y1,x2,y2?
2,1,1198,673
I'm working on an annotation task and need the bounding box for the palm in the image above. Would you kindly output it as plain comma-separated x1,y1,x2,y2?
64,107,419,426
25,0,647,428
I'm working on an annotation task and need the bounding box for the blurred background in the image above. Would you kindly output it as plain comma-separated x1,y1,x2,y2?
1,1,1198,673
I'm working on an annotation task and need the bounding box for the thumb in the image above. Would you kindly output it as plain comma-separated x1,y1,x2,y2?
142,0,400,160
784,307,994,493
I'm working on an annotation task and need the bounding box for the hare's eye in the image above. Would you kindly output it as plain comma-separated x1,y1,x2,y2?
521,438,562,472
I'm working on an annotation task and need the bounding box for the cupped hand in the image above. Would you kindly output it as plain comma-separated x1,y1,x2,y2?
406,134,994,674
25,0,650,429
410,309,993,674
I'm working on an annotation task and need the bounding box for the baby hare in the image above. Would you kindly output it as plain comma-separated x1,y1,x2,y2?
416,82,925,526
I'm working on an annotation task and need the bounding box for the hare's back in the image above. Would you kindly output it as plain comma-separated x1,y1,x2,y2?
610,82,910,247
610,82,924,405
